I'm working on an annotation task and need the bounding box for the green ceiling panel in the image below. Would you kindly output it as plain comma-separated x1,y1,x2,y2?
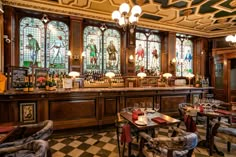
215,11,236,18
199,0,220,14
141,14,162,21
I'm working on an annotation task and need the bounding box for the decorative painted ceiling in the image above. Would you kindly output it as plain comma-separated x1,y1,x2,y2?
2,0,236,38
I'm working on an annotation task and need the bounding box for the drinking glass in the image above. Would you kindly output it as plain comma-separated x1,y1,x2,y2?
154,103,160,112
133,103,139,111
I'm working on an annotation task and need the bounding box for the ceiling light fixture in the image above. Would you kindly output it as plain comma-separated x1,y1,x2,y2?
111,2,142,33
225,35,236,47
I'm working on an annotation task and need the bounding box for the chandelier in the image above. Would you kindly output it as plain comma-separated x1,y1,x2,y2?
111,2,142,33
225,35,236,47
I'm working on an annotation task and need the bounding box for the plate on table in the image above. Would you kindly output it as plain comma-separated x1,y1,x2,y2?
146,109,155,113
135,120,147,126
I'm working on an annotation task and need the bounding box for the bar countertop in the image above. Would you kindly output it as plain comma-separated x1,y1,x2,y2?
0,86,214,95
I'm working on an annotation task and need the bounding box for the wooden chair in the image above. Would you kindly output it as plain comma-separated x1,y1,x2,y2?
139,127,198,157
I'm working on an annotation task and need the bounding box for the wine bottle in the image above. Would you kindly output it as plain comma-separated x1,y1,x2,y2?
28,75,34,92
23,76,29,92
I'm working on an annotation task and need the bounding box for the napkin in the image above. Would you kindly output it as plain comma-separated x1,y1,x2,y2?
133,109,144,115
151,117,167,124
215,109,231,115
120,124,131,144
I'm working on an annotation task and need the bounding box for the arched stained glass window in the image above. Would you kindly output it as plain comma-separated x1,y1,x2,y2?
46,21,69,73
176,37,193,77
19,17,45,68
83,26,102,72
104,29,120,73
147,34,161,71
135,32,161,74
135,32,146,71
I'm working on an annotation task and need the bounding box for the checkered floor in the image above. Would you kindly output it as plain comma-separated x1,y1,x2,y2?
49,123,236,157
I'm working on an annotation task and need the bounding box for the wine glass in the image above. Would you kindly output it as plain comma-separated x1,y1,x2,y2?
133,103,139,111
154,103,160,112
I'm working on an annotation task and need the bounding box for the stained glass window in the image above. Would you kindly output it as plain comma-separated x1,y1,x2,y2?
176,37,193,77
135,32,161,73
147,34,161,72
135,32,146,72
83,26,102,72
46,20,69,73
19,17,45,68
19,17,69,73
104,29,120,73
83,26,121,73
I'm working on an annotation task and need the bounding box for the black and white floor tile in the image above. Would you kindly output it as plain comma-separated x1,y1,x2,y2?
49,123,236,157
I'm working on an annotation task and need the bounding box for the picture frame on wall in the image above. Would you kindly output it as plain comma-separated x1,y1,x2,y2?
19,102,36,123
192,94,200,104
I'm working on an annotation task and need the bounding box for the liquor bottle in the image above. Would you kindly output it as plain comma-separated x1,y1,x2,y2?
23,76,29,92
51,73,56,90
28,75,34,92
45,73,50,91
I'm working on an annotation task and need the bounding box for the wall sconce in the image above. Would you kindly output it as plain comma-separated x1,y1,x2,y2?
3,35,11,43
170,58,176,65
128,55,134,63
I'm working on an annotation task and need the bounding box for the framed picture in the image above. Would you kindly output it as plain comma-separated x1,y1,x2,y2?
19,102,36,123
33,68,48,88
10,66,28,89
192,94,200,104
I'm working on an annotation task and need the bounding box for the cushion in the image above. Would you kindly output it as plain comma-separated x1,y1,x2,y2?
218,127,236,136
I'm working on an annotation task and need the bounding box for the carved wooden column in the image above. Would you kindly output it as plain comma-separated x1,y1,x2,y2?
69,17,83,73
3,6,15,70
0,0,3,72
125,28,136,76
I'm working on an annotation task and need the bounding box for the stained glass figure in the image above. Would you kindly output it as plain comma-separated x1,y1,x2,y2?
83,26,102,72
148,34,161,73
104,29,120,73
46,21,69,73
135,32,146,72
176,37,193,77
19,17,45,68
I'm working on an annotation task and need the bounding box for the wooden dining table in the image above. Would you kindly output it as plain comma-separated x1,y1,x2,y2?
120,110,180,157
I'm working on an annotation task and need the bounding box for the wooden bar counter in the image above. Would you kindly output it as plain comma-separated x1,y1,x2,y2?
0,86,212,130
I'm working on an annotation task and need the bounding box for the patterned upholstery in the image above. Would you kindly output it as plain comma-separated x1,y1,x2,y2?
0,120,53,148
0,139,49,157
139,127,198,157
0,120,53,157
211,120,236,153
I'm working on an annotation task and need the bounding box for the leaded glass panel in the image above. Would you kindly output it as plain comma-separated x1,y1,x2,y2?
46,20,69,73
135,32,147,72
19,17,45,68
83,26,102,72
147,34,161,73
176,38,193,77
104,29,121,73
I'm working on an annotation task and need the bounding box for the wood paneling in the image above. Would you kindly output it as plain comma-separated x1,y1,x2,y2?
161,95,187,116
49,100,96,120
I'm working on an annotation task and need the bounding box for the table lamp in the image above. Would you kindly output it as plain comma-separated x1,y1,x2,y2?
137,72,147,87
186,73,194,86
163,73,172,86
68,71,80,88
105,72,115,88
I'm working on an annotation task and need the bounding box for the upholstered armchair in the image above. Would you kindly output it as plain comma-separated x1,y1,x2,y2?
210,119,236,155
0,120,53,156
0,139,49,157
139,127,198,157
